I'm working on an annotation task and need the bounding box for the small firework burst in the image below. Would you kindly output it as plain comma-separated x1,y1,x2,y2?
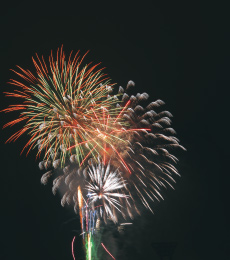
86,159,128,223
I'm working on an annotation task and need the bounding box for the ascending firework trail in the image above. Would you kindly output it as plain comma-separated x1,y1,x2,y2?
2,46,185,259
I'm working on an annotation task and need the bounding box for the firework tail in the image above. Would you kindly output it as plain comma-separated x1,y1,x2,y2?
78,186,83,232
101,243,116,260
82,223,103,260
72,236,76,260
77,185,99,259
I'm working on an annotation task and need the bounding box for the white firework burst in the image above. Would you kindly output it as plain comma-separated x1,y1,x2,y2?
86,159,129,223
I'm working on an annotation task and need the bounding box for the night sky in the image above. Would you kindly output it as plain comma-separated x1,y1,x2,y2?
0,2,229,260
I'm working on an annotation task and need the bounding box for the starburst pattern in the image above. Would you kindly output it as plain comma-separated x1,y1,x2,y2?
86,159,128,223
2,47,118,167
2,47,185,222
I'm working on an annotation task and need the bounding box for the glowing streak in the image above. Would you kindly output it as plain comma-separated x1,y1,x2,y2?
111,128,151,133
101,243,116,260
113,100,130,124
104,114,110,164
111,145,131,174
91,108,100,124
88,234,91,260
93,204,103,208
80,144,98,166
86,199,89,232
72,236,76,260
106,114,110,130
78,186,83,233
66,138,95,151
102,106,105,125
103,143,106,164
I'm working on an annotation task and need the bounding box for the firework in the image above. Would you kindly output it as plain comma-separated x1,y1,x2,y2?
105,81,186,213
2,46,119,168
86,158,129,223
2,47,185,260
2,47,185,214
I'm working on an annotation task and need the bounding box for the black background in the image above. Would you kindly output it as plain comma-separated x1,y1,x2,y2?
0,2,229,260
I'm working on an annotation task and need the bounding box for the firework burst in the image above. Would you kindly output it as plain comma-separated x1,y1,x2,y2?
2,46,120,168
2,47,185,215
2,47,185,260
86,159,128,223
108,81,186,212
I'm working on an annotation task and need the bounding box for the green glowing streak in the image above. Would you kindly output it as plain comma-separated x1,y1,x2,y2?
88,235,91,260
85,232,103,260
85,234,92,260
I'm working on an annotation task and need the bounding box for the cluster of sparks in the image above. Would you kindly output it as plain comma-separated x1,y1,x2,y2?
2,47,185,260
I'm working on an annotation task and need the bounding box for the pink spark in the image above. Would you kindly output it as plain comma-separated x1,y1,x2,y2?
101,243,116,260
113,100,130,124
80,144,98,166
72,236,76,260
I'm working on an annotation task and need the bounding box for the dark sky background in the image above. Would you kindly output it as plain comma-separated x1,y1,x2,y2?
0,2,229,260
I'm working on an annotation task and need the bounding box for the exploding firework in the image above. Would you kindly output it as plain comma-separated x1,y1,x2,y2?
86,158,129,223
108,82,186,212
2,46,120,168
2,47,185,260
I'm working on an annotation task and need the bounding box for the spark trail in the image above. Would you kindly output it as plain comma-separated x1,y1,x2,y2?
72,236,76,260
101,243,116,260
